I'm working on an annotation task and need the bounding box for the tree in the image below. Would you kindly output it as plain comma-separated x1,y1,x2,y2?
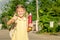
38,0,60,33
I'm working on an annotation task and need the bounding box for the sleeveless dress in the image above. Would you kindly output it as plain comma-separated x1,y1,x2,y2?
12,17,29,40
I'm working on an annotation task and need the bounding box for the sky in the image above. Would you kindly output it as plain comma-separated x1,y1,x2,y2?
0,0,9,14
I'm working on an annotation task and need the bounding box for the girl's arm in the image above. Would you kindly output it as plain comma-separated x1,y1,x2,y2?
7,16,17,26
7,18,15,25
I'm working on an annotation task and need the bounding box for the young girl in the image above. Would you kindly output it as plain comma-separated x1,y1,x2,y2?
7,5,31,40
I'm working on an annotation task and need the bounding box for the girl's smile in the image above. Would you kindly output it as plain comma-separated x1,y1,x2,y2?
16,8,26,17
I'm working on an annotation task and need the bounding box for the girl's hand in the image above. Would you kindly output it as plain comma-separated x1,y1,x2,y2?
7,13,18,26
12,16,18,21
29,23,33,27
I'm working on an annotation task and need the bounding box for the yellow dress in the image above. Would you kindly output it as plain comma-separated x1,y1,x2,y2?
12,17,29,40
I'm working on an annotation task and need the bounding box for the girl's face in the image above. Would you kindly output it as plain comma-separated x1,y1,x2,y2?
16,8,25,17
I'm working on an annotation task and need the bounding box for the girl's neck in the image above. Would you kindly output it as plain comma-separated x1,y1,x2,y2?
18,16,24,18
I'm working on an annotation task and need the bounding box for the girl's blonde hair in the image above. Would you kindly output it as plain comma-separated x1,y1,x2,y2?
15,4,28,18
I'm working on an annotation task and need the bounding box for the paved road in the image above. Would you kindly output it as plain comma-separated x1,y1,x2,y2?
0,30,60,40
0,30,10,40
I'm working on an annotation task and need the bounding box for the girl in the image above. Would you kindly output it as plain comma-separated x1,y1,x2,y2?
7,5,31,40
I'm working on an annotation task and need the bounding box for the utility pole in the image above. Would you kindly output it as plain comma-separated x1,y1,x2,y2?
36,0,39,32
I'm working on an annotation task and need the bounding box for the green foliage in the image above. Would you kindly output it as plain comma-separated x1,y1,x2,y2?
38,0,60,33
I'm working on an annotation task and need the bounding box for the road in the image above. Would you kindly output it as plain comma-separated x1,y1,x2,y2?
0,30,60,40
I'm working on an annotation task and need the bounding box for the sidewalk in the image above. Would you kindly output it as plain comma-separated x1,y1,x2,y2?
29,31,60,40
0,30,60,40
0,30,10,40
